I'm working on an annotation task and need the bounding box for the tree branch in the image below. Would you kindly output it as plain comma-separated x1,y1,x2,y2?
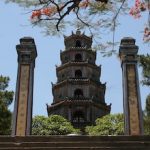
55,0,81,31
75,7,90,27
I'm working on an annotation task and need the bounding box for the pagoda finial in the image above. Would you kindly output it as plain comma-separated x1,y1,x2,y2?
76,29,81,35
82,31,85,35
72,31,74,35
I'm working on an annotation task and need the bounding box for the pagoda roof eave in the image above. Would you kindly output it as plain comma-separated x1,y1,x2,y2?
52,78,106,89
47,99,111,112
60,47,96,53
56,61,100,71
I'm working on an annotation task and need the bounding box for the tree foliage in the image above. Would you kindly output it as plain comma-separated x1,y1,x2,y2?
4,0,131,56
144,116,150,135
4,0,129,33
139,54,150,135
0,75,14,135
85,113,124,135
139,54,150,86
145,94,150,116
4,0,150,56
32,115,80,135
143,94,150,135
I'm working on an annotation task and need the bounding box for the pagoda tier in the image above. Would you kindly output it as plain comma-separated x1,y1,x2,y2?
47,99,111,128
51,78,106,105
60,48,96,64
47,30,111,129
56,61,101,83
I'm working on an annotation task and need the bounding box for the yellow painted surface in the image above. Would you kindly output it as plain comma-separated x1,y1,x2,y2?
16,65,30,136
127,65,140,135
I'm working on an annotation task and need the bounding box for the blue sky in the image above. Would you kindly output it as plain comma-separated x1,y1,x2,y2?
0,1,149,116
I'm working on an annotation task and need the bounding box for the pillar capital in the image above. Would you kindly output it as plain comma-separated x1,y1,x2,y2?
119,37,138,63
16,37,37,64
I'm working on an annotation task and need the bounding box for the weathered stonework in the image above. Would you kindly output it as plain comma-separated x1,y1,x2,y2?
47,30,111,129
12,37,37,136
119,37,143,135
16,65,30,135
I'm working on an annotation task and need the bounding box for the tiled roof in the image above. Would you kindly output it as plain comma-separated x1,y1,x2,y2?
47,99,111,111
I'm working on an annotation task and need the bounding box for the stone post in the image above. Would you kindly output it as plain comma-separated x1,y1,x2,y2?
119,37,143,135
12,37,37,136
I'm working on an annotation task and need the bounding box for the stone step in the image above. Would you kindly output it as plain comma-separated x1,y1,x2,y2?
1,136,150,142
0,141,150,148
0,147,150,150
0,136,150,150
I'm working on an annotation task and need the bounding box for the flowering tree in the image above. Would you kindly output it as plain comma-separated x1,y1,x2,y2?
5,0,150,55
129,0,150,42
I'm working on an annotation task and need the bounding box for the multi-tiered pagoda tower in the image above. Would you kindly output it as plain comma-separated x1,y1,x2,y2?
47,30,111,128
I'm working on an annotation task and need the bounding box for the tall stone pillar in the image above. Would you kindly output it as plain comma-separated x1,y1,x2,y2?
12,37,37,136
119,37,143,135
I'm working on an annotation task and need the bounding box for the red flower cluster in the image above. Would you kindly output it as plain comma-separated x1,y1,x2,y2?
31,1,92,21
31,6,57,21
129,0,146,19
31,10,41,19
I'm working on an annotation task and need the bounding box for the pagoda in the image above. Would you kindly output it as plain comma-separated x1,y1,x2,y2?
47,30,111,129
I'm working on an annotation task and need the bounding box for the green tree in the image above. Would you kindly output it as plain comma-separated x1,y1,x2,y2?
85,113,124,135
139,54,150,86
144,116,150,135
143,94,150,135
139,54,150,135
145,94,150,116
0,75,14,135
32,115,80,135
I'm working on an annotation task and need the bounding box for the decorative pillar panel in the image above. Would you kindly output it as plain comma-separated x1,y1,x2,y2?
119,37,143,135
12,37,37,136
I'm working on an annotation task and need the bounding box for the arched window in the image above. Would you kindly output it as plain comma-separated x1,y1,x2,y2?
75,53,82,61
74,89,83,98
75,70,82,78
72,110,85,123
76,40,81,47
